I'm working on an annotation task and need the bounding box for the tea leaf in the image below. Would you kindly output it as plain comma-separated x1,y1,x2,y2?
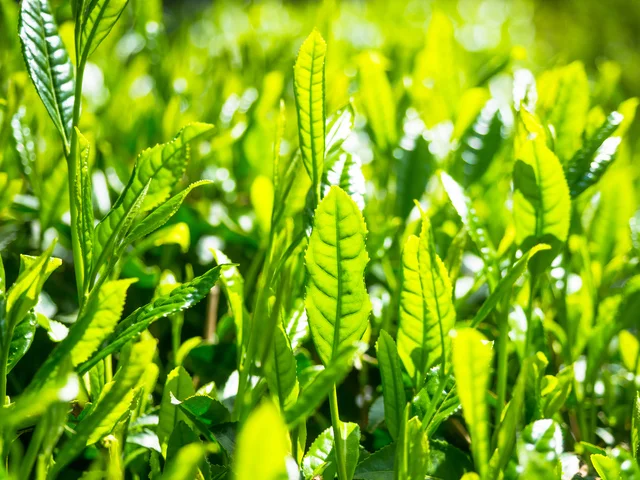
376,329,406,440
265,322,299,411
160,443,206,480
18,0,75,147
7,311,37,373
395,410,429,480
71,128,94,285
78,0,129,60
158,366,196,456
305,186,370,366
294,30,326,204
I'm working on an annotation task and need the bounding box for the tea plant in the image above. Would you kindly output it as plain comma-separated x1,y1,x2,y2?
0,1,639,479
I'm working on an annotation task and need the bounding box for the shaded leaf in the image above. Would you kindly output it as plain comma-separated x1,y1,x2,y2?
158,367,196,456
376,330,406,440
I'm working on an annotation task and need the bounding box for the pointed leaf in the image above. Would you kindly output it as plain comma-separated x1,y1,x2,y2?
294,30,326,203
19,0,75,146
452,328,493,478
7,311,37,373
337,421,361,480
78,0,129,59
71,128,94,283
395,134,434,220
302,427,336,479
397,217,455,387
157,366,196,456
376,330,406,440
305,186,370,366
395,411,429,480
160,444,206,480
354,443,395,479
265,322,299,411
322,151,366,211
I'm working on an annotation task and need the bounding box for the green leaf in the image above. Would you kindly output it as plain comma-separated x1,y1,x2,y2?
591,454,620,480
78,265,224,374
325,104,355,158
376,330,406,440
302,427,336,479
175,394,231,436
395,134,434,220
7,311,37,373
451,99,503,186
305,186,370,366
5,242,61,331
78,0,129,60
71,128,94,285
440,171,500,289
564,111,623,198
18,0,75,147
53,337,156,474
160,443,206,480
354,443,395,479
93,123,214,273
10,107,39,191
452,328,493,478
537,62,590,162
517,419,563,479
234,402,290,480
357,51,397,152
284,344,359,428
265,322,299,411
470,244,550,328
294,29,326,204
513,129,571,266
337,421,361,480
397,216,455,387
70,278,136,366
394,411,429,480
158,367,196,456
166,421,200,462
125,180,212,246
540,364,573,418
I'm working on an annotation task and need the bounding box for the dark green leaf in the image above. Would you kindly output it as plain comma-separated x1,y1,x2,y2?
376,330,406,440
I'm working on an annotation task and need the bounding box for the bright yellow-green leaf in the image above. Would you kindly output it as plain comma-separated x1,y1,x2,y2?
591,454,620,480
251,175,274,235
305,186,370,366
266,323,299,412
294,30,326,204
158,366,196,456
619,330,639,374
397,216,455,387
235,402,290,480
70,278,136,366
452,328,493,479
160,443,206,480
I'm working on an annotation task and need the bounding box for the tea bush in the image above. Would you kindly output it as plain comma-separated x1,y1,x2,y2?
0,1,639,479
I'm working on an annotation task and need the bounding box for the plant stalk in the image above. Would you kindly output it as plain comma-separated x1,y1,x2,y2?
495,299,510,424
329,385,348,480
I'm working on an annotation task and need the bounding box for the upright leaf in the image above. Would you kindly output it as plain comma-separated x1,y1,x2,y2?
265,323,299,411
157,366,196,456
234,402,290,480
322,152,366,211
305,186,370,366
7,311,37,373
78,0,129,60
376,329,406,440
71,128,94,284
633,393,640,460
397,217,455,387
19,0,75,146
294,30,326,204
395,134,434,220
395,410,429,480
160,444,206,480
452,328,493,478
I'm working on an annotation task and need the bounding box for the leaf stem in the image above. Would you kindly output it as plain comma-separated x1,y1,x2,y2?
329,384,348,480
495,299,510,424
524,274,538,357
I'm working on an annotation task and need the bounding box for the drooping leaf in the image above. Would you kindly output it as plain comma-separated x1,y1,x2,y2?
294,30,326,204
284,344,359,428
305,186,370,366
357,51,397,152
7,311,37,373
18,0,75,146
70,278,136,366
452,328,493,478
53,337,156,474
78,0,129,60
376,330,406,440
397,217,455,387
265,322,299,411
157,366,196,456
78,265,224,374
93,123,214,272
234,402,290,480
564,110,624,197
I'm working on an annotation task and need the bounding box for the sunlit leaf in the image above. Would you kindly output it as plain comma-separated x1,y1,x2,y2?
265,322,299,411
376,329,406,440
78,0,129,60
157,366,196,456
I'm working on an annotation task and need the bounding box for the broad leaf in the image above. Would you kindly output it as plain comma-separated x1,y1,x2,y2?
174,395,231,441
19,0,75,146
234,402,290,480
302,427,335,479
70,278,136,366
564,110,623,198
452,328,493,478
78,0,129,60
157,366,196,456
305,186,370,366
376,330,406,440
591,454,620,480
265,322,299,411
93,123,214,272
397,216,455,387
354,443,395,479
294,30,326,204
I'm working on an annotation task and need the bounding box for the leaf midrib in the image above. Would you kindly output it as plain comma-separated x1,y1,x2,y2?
332,192,342,361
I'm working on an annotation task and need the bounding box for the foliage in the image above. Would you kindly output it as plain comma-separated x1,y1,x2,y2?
0,0,639,479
